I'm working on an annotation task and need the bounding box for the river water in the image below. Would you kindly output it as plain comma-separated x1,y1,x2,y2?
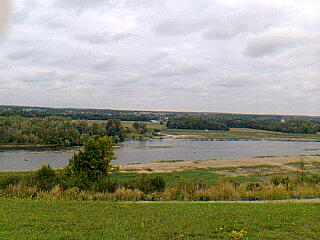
0,140,320,171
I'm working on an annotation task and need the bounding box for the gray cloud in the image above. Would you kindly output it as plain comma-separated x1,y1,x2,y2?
244,28,305,58
0,0,11,37
54,0,110,10
73,32,133,44
154,2,286,40
155,19,202,36
6,47,41,60
152,62,208,77
0,0,319,114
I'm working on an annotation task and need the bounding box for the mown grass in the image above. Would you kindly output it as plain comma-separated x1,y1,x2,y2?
162,128,320,141
0,199,318,240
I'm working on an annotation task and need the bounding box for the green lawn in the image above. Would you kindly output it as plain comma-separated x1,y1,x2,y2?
0,199,318,239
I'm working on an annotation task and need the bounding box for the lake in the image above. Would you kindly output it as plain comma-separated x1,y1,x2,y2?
0,140,320,171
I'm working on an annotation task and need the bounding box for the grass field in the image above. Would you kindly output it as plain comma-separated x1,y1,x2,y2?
162,128,320,141
83,120,320,141
0,199,318,240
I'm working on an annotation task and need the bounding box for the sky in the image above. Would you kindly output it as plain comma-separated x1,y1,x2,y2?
0,0,319,115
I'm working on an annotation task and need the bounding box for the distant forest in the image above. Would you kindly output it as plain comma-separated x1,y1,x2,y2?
1,105,320,136
0,117,125,146
166,117,320,134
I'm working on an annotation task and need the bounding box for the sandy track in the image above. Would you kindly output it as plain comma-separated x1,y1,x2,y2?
119,156,320,173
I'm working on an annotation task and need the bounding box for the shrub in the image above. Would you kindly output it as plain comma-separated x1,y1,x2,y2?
245,182,263,191
270,175,290,189
63,188,89,200
93,192,112,201
91,177,118,193
32,165,56,191
0,175,22,189
69,137,114,181
291,184,320,199
206,183,239,200
50,186,64,199
48,186,89,200
262,185,290,200
5,184,38,198
158,187,183,201
128,175,165,193
177,179,208,193
113,189,144,201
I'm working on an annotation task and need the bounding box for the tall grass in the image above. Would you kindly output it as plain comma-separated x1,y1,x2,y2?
0,181,319,201
0,166,319,201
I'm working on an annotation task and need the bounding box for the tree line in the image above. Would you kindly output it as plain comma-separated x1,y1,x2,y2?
166,117,230,131
167,117,320,134
222,118,320,134
0,117,125,146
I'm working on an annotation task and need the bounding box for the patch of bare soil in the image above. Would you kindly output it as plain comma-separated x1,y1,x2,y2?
119,156,320,174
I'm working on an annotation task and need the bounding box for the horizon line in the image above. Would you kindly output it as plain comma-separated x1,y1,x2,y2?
1,104,319,117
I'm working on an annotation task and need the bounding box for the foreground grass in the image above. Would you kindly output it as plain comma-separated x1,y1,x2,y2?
0,199,318,240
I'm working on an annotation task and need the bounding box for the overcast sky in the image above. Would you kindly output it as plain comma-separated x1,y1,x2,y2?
0,0,319,115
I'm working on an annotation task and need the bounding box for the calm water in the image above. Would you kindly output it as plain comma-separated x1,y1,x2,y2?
0,148,80,171
114,139,320,165
0,140,320,171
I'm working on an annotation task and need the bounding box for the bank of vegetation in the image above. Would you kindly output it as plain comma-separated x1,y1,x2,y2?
0,116,159,147
166,117,320,134
0,137,319,201
166,117,229,131
2,106,320,135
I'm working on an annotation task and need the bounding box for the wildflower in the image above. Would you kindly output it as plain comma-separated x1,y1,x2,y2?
230,230,247,240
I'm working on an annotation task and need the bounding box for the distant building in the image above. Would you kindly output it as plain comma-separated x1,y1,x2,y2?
280,118,286,124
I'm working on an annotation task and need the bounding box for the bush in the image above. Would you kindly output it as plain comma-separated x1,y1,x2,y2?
69,137,114,181
263,185,290,200
5,184,38,198
113,189,144,201
177,179,208,193
128,175,165,193
245,182,263,191
270,175,290,188
32,165,56,191
206,183,239,200
0,175,22,189
159,187,183,201
91,177,118,193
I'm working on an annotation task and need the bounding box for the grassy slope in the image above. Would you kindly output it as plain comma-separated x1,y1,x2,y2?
0,199,318,240
162,128,320,141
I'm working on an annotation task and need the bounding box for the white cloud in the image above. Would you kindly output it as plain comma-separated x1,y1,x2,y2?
0,0,319,114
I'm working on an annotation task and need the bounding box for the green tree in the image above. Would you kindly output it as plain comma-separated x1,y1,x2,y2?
33,165,56,191
106,119,125,142
68,137,115,181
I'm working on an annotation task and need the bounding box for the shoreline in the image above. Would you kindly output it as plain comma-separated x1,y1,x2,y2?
119,155,320,173
161,133,320,142
0,145,81,150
